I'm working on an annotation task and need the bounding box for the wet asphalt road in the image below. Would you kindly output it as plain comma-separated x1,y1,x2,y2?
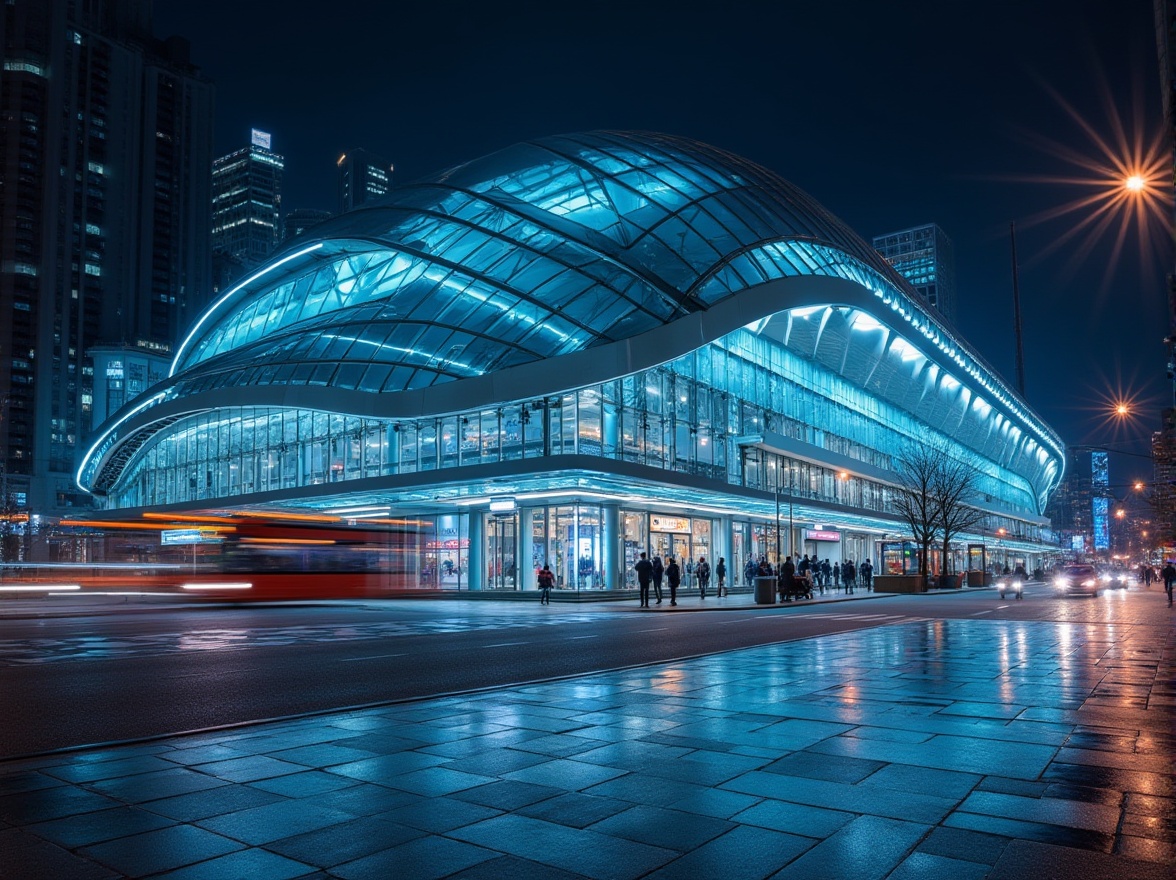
0,584,1157,758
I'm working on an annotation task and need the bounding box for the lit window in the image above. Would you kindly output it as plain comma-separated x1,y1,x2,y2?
3,60,46,77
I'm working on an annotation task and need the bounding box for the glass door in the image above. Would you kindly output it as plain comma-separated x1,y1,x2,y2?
486,514,517,590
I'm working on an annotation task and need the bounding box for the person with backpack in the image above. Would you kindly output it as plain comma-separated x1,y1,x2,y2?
666,556,681,606
651,556,665,605
697,556,711,599
537,564,555,605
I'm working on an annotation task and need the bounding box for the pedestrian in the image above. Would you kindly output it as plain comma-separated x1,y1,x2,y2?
1163,561,1176,607
634,552,653,608
822,559,832,589
833,561,841,591
697,556,711,598
844,559,856,594
666,555,681,606
799,554,811,579
652,556,664,605
745,557,757,586
716,557,727,597
780,554,796,601
861,558,873,592
537,564,554,605
685,558,694,589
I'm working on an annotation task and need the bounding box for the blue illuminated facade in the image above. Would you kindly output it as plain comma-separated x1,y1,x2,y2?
78,132,1064,590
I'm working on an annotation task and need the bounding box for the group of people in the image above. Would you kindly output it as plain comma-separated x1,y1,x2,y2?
743,555,873,594
632,554,729,606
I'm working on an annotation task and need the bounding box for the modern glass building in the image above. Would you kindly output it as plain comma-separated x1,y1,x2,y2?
873,223,957,326
78,132,1063,591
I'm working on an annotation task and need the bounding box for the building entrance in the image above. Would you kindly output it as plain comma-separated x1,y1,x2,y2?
486,515,516,590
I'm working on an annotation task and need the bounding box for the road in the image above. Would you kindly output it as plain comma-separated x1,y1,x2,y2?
0,583,1155,758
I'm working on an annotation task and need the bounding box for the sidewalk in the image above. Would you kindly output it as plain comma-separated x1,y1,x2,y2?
3,595,1173,879
0,582,983,620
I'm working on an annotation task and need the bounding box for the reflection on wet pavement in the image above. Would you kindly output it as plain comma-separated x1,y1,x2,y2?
0,613,620,665
1,615,1172,878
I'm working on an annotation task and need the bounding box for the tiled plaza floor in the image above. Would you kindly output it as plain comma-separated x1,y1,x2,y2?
2,614,1173,879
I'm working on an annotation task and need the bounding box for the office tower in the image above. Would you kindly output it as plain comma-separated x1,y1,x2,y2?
0,0,212,521
338,148,392,214
211,129,284,272
283,208,333,242
873,223,957,325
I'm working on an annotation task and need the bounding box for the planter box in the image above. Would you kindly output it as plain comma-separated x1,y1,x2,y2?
939,574,961,589
873,574,925,593
965,570,988,587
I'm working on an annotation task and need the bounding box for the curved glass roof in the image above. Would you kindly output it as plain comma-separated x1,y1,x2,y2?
171,131,891,391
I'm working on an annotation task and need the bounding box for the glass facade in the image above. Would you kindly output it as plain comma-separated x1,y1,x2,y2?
79,132,1065,586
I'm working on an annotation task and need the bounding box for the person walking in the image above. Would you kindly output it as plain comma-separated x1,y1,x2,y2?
634,552,653,608
861,558,873,592
651,556,665,605
1163,561,1176,607
537,564,554,605
832,561,841,592
716,557,727,597
822,559,832,591
844,559,857,594
666,556,681,606
745,557,757,586
697,556,711,599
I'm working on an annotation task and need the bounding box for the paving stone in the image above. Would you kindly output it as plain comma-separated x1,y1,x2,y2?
0,827,120,880
885,851,991,880
140,782,287,823
514,791,634,828
769,814,928,880
195,800,353,846
26,805,175,848
78,824,243,877
644,824,813,879
449,812,680,879
330,833,498,880
987,838,1173,880
915,825,1010,866
264,814,425,868
721,771,958,824
151,847,316,880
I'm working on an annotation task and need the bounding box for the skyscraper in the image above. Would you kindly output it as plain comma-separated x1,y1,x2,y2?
338,148,392,214
0,0,212,521
873,223,957,326
211,130,284,273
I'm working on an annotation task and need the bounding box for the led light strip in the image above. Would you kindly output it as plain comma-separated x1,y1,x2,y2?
0,584,81,592
179,582,253,591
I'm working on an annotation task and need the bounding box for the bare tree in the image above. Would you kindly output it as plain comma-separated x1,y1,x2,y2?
934,453,987,577
891,440,945,583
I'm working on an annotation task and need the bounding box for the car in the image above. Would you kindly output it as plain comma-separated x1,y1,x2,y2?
1098,569,1130,590
1052,564,1101,597
994,573,1024,599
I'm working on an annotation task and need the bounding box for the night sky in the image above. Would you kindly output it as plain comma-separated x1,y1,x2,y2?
155,0,1168,485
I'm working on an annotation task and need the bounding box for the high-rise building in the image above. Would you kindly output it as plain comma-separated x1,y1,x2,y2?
211,130,284,273
873,223,957,325
283,208,333,242
1045,448,1115,558
337,148,391,214
0,0,212,521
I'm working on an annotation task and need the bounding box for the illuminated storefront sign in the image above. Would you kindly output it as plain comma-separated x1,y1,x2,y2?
805,529,841,542
650,515,691,533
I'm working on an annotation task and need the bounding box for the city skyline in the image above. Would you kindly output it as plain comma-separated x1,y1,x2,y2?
154,0,1170,468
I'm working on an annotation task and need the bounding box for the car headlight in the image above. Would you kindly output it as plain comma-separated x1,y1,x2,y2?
1118,574,1129,583
1054,578,1069,589
1099,574,1112,583
1082,579,1096,587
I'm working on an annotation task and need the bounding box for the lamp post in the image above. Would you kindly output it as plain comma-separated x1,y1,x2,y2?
774,462,796,567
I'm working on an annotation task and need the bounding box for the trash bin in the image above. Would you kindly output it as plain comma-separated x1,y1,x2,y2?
754,575,777,605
